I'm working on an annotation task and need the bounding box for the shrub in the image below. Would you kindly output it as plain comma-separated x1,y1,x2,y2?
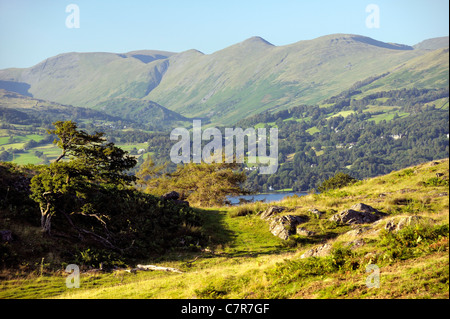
423,177,449,187
318,173,358,193
267,246,359,285
396,168,415,177
378,223,449,261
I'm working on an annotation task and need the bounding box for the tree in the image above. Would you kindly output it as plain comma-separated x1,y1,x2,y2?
137,155,248,207
30,121,137,236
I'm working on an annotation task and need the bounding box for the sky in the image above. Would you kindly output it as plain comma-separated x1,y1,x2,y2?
0,0,448,69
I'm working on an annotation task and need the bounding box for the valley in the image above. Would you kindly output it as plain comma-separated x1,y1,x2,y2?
0,33,448,301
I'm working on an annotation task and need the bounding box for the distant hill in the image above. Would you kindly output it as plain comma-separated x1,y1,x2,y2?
95,97,189,125
413,36,449,50
0,89,189,129
0,89,121,124
0,34,448,125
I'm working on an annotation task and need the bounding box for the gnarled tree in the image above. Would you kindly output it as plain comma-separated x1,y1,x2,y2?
30,121,137,238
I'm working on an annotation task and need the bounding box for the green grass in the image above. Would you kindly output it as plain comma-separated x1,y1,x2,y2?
306,126,320,135
367,111,410,123
327,110,356,118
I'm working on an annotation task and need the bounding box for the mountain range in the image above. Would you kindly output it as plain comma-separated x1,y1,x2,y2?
0,34,448,126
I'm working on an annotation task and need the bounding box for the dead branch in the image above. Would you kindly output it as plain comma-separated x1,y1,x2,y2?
133,264,183,273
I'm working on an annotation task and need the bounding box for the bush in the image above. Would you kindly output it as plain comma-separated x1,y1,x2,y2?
423,177,449,187
74,248,126,269
267,246,359,285
318,173,358,192
378,223,449,261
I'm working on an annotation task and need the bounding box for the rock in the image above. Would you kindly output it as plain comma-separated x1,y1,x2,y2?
296,227,316,237
396,216,423,231
261,206,309,240
384,215,426,233
329,203,385,225
260,206,286,220
308,208,324,218
0,230,13,242
430,161,439,166
162,191,180,200
345,238,366,250
300,243,332,258
384,220,397,232
344,226,372,238
329,209,380,225
350,203,385,217
269,215,306,240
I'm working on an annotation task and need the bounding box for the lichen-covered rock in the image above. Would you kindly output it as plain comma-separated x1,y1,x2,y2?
260,206,286,220
350,203,379,214
296,227,316,237
329,209,381,225
384,215,425,232
269,215,306,240
329,203,385,225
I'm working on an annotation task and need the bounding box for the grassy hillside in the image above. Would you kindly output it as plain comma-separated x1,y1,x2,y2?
1,159,448,299
94,97,190,126
146,34,430,124
359,48,449,94
1,34,447,126
0,51,172,107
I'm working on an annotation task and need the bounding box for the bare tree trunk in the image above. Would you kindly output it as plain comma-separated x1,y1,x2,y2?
41,214,51,234
40,201,52,235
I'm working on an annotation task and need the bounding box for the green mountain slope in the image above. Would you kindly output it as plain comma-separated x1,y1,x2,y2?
95,97,189,125
0,34,448,126
0,50,174,107
413,36,449,50
145,34,433,124
359,48,449,94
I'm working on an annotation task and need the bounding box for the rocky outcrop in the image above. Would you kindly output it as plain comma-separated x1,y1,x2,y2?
260,206,307,240
260,206,286,220
269,215,307,240
329,203,385,225
384,215,425,232
296,227,316,237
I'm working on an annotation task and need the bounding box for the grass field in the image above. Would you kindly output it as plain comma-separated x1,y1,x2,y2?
0,132,151,165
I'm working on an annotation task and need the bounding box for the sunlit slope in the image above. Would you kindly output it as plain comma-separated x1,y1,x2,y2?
0,34,447,126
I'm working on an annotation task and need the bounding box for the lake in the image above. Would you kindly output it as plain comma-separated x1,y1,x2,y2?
227,192,308,205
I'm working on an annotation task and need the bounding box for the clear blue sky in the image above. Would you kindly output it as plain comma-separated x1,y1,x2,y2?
0,0,448,69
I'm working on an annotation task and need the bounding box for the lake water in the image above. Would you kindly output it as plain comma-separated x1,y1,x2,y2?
227,192,308,205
